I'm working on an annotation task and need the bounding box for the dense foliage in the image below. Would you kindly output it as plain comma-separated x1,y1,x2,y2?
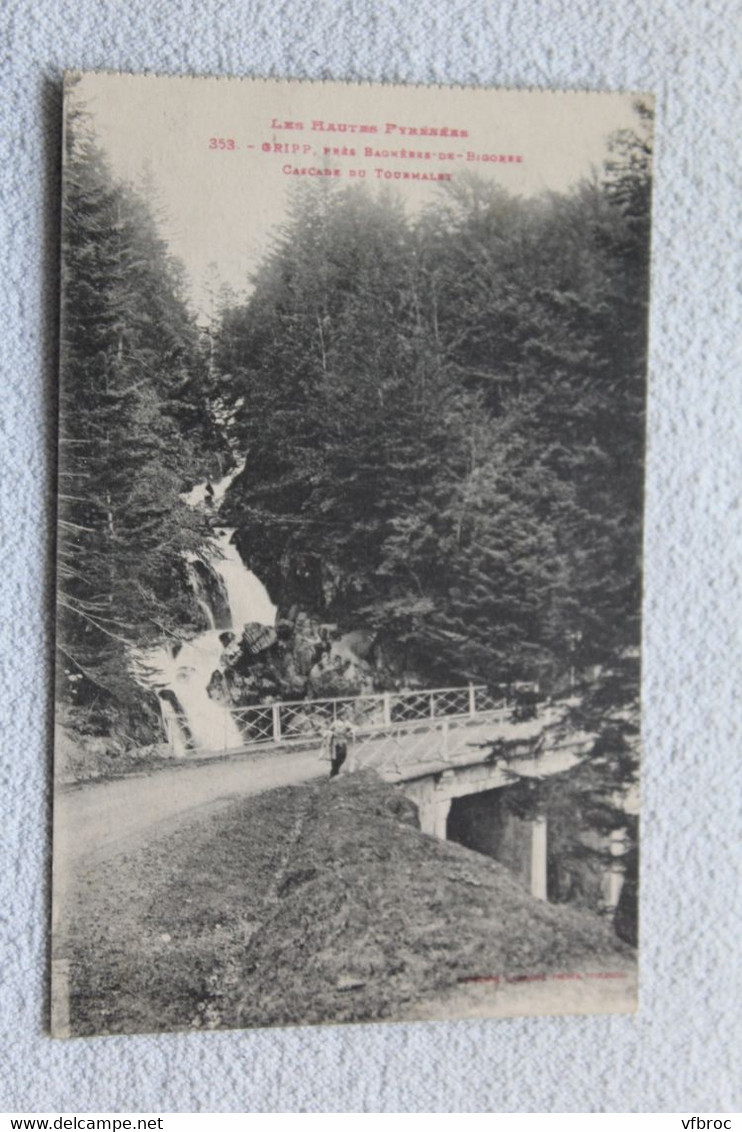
56,99,220,734
217,105,652,693
213,109,651,936
55,91,651,935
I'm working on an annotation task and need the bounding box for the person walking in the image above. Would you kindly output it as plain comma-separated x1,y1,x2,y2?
322,716,356,778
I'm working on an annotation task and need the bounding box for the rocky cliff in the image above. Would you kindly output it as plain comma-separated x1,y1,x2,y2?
211,610,402,708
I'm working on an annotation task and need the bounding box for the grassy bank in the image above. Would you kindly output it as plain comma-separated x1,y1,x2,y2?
61,771,632,1036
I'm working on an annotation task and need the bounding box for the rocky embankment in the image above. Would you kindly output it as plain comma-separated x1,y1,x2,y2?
208,611,389,707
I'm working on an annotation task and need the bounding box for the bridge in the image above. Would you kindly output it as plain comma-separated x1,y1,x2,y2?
225,682,523,759
194,682,572,789
174,683,624,911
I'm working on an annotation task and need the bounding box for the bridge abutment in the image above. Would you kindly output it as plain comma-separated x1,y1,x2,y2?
417,797,451,839
416,783,548,901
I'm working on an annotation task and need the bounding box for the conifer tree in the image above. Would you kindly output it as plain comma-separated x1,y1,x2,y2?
57,98,215,725
216,108,651,701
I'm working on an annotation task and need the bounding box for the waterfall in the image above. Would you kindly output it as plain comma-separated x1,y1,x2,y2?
158,693,188,757
211,527,276,630
186,561,217,630
182,463,242,509
136,464,277,754
143,632,245,752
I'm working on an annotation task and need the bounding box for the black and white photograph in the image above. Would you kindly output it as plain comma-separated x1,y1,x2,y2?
52,72,652,1037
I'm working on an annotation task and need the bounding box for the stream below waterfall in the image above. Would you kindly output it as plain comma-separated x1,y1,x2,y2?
136,466,276,755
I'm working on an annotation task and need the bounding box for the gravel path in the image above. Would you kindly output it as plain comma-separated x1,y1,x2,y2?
54,746,327,868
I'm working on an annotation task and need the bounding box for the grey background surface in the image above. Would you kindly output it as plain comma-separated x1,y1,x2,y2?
1,0,740,1113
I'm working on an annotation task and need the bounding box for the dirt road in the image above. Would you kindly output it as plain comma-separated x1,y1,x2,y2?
54,746,326,867
54,709,547,871
53,715,504,869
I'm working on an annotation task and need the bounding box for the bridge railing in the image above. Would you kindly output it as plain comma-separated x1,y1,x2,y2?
228,683,528,749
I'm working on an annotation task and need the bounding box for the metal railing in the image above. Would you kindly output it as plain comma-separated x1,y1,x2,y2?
227,683,529,750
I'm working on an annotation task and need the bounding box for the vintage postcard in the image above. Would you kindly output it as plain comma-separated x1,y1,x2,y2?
52,72,651,1036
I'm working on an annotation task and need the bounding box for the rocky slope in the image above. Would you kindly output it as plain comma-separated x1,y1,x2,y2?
211,611,396,707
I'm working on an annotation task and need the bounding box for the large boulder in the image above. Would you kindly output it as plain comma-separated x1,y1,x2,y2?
220,608,389,706
241,622,278,658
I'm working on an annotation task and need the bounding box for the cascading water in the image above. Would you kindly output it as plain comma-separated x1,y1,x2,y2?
186,561,217,630
158,692,188,758
211,528,276,630
136,465,276,755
